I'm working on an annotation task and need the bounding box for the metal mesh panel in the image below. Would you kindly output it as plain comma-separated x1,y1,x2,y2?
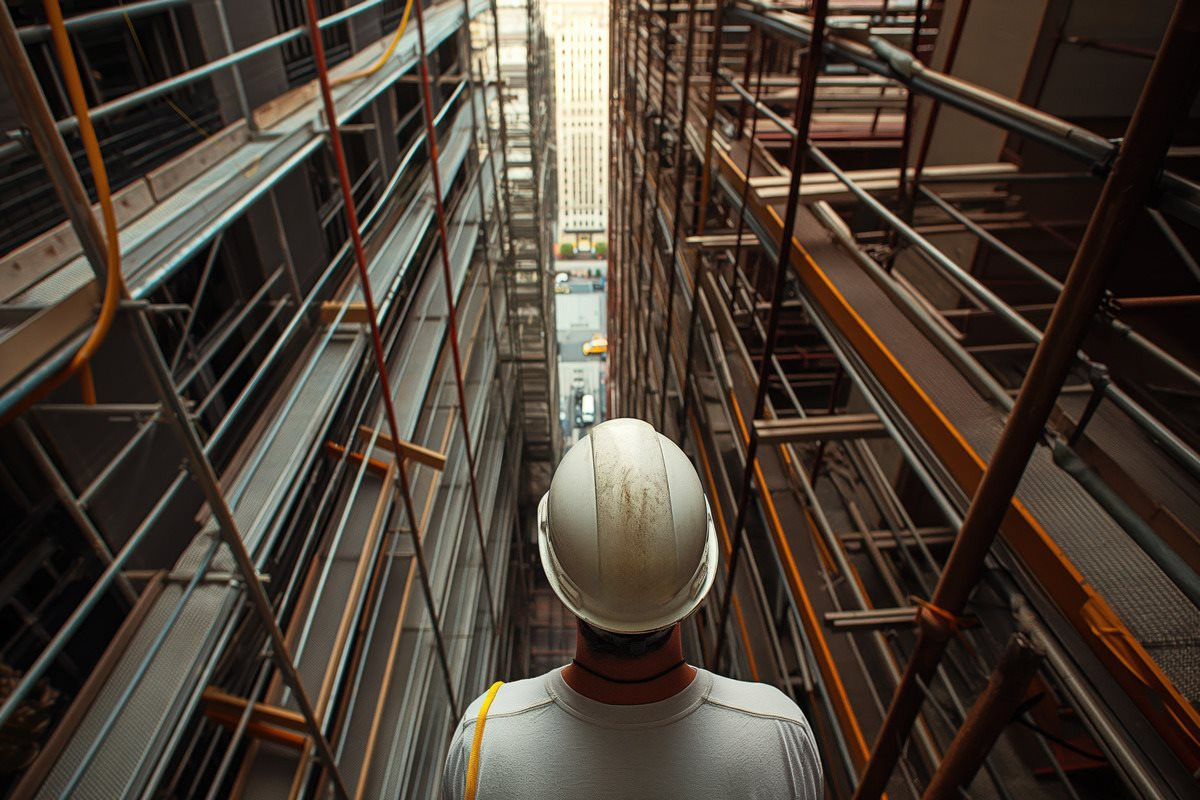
36,579,234,800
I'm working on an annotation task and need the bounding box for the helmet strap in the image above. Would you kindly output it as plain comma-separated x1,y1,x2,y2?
570,658,687,685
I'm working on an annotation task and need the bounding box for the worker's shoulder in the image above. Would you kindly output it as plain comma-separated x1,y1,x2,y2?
456,672,556,734
702,670,810,727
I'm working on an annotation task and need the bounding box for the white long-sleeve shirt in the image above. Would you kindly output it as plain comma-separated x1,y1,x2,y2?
441,666,823,799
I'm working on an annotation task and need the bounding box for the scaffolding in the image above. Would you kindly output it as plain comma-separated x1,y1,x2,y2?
0,0,555,797
609,1,1200,798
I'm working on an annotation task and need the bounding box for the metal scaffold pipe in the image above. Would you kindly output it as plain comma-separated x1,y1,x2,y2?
852,2,1200,796
0,5,358,796
713,0,829,668
720,70,1200,484
301,0,462,732
408,0,501,633
656,0,699,427
922,635,1044,799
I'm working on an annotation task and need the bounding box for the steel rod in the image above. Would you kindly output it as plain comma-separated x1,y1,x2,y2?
15,419,138,604
633,10,675,418
657,0,700,426
17,0,192,43
904,0,971,225
728,75,1200,479
694,0,729,234
922,635,1044,799
725,35,770,336
0,0,394,161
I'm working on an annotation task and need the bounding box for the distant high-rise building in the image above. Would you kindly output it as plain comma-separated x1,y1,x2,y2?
546,0,608,249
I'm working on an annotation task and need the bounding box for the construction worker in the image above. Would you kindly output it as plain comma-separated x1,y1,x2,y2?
442,417,822,799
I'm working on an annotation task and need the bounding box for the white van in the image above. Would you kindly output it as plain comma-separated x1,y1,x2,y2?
580,394,596,425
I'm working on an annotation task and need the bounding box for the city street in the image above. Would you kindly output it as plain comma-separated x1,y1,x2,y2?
555,265,607,445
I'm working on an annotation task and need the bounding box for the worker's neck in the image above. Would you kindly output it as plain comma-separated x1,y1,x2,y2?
563,623,697,705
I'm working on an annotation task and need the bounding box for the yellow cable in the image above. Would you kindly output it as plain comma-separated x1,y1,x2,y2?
121,6,213,139
332,0,415,87
9,0,413,420
463,681,504,800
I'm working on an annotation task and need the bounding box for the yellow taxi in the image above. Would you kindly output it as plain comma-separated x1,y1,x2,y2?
582,334,608,357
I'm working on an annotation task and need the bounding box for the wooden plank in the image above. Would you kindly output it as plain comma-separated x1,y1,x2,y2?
324,442,390,477
201,687,309,750
0,281,99,390
1,179,153,301
357,425,447,471
146,120,250,202
319,301,370,325
201,687,308,732
253,83,318,131
202,709,308,751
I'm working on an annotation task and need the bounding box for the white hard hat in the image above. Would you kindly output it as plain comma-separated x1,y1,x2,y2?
537,418,719,634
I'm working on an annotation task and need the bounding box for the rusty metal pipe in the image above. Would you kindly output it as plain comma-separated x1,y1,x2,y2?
905,0,971,225
695,0,729,235
852,3,1200,796
922,634,1044,800
713,0,828,667
657,0,700,426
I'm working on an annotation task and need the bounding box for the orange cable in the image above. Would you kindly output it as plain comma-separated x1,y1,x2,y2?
2,0,126,425
45,0,125,402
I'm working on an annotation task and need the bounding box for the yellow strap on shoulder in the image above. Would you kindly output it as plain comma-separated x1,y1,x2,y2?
464,681,504,800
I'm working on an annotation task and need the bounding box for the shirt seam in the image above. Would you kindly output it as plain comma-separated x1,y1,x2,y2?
701,695,813,727
457,697,556,735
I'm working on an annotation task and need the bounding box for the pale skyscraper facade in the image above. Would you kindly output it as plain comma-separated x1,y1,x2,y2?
545,0,608,247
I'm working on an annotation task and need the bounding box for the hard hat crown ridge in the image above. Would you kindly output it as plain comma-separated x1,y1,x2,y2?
538,418,719,633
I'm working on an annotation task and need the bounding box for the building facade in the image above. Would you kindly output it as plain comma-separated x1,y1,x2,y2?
545,0,608,249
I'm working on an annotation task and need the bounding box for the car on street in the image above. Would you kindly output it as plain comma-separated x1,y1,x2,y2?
582,334,607,357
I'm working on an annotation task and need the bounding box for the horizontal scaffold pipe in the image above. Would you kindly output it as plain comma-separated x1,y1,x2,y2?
719,67,1200,483
17,0,192,43
728,0,1200,228
0,0,460,161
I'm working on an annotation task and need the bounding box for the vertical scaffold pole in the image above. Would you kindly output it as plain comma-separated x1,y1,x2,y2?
409,0,501,631
713,0,829,667
656,0,699,428
301,0,461,731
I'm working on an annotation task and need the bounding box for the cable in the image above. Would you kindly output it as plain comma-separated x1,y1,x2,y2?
331,0,415,87
1013,717,1108,763
2,0,126,425
121,4,213,139
44,0,125,404
118,3,266,178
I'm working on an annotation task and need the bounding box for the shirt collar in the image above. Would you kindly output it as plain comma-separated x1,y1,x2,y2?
544,666,713,729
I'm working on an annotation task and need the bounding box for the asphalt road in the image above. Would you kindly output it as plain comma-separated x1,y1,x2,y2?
559,330,606,363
